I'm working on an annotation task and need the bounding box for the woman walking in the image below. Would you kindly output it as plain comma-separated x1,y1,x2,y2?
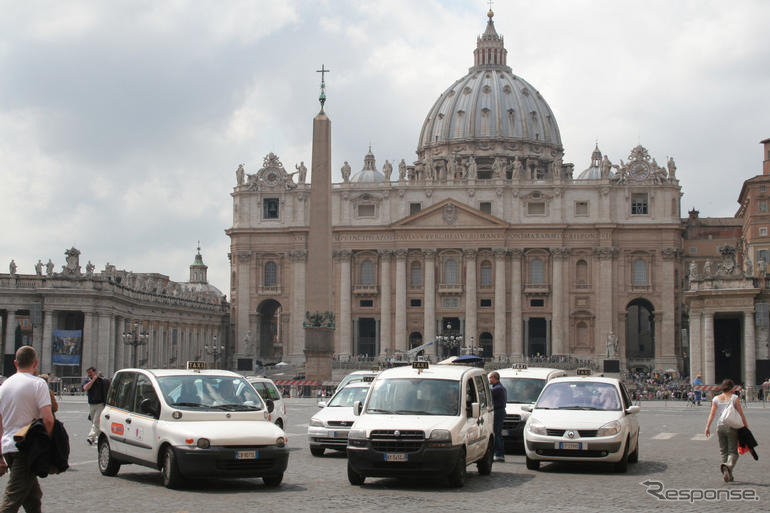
704,379,749,482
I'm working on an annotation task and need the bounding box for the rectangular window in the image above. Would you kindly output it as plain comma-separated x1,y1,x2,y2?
759,249,769,263
760,200,767,212
761,185,767,193
761,227,768,237
631,194,648,215
263,198,279,219
409,202,421,215
575,201,589,216
409,299,422,307
479,202,492,215
480,298,492,307
442,297,459,309
359,299,373,307
527,202,545,215
357,204,375,217
530,299,544,307
689,247,697,254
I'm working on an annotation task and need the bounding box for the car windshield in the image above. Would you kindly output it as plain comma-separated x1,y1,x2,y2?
501,377,546,404
365,378,459,416
337,373,376,391
157,375,264,411
328,385,370,407
536,381,621,411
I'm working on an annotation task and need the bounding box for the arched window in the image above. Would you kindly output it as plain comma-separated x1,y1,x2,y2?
530,258,545,285
575,259,588,286
445,258,459,285
409,332,423,349
410,261,422,288
480,260,493,288
264,261,277,286
633,259,648,285
360,260,375,285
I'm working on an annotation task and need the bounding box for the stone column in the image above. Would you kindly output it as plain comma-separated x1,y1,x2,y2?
236,251,252,355
510,249,523,359
689,311,702,382
4,311,16,355
290,250,308,360
334,250,352,358
595,247,617,357
41,310,54,373
493,248,507,357
423,249,436,353
379,250,393,357
744,310,756,387
394,249,408,352
82,311,95,372
464,249,477,346
550,248,569,356
703,312,715,385
660,248,678,368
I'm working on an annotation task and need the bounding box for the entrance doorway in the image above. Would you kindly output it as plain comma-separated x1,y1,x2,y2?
441,317,461,357
714,317,742,384
257,299,282,361
357,318,377,357
626,298,655,359
527,318,547,356
479,332,493,358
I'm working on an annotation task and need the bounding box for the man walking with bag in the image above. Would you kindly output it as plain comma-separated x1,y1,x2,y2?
0,346,54,512
82,367,108,446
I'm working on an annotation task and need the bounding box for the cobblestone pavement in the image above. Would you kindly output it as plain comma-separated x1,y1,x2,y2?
4,397,768,513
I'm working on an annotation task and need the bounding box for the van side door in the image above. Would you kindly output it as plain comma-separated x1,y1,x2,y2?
462,376,484,461
121,373,160,464
103,372,136,458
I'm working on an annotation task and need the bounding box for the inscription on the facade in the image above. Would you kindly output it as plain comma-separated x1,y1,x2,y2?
333,231,609,242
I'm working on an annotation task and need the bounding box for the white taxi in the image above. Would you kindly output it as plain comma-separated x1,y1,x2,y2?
346,362,495,488
245,376,287,429
497,365,566,451
335,369,378,394
308,380,372,456
97,364,289,488
523,370,640,472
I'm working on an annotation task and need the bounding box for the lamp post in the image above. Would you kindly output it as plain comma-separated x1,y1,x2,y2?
436,321,462,359
122,321,149,368
462,336,477,356
205,335,225,369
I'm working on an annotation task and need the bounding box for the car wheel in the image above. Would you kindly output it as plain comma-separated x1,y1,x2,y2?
97,438,121,476
628,434,639,464
476,438,493,476
263,473,283,487
162,446,183,489
347,461,365,485
310,446,325,457
447,448,466,488
614,437,630,473
525,456,540,471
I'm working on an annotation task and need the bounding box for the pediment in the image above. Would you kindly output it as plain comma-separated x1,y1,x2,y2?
392,199,508,228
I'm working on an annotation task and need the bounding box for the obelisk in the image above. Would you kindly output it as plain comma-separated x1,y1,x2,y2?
303,65,334,382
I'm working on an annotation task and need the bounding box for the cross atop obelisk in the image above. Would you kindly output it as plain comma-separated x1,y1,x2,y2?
316,64,330,111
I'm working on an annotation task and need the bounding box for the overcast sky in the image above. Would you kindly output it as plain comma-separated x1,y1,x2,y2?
2,0,769,294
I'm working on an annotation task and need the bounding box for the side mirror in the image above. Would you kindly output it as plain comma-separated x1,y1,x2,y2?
471,402,480,419
353,400,363,416
317,401,327,408
140,398,160,419
265,399,275,413
521,404,533,413
625,405,640,415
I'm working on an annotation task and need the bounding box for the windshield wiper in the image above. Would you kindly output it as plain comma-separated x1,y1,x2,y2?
211,404,259,411
557,406,603,410
394,409,432,415
366,408,396,414
170,402,204,407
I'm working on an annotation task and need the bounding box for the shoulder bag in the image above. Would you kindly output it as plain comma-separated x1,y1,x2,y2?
719,395,744,429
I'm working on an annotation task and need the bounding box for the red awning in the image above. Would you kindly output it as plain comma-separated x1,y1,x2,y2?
273,380,321,386
693,385,743,391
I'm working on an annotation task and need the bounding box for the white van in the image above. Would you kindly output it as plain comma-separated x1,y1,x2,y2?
245,376,287,429
335,370,378,394
497,365,567,451
346,362,494,488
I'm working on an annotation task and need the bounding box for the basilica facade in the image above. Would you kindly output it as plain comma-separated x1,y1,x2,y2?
227,11,684,374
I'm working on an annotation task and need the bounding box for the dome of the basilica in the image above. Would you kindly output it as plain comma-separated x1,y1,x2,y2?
577,144,603,180
417,11,562,158
350,147,385,183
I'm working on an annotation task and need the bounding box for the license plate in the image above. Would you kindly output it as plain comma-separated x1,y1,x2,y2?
558,442,583,450
236,450,258,460
385,453,407,462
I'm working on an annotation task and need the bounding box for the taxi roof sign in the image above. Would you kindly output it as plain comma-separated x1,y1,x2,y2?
362,376,375,382
412,361,429,370
512,363,528,370
576,368,592,376
187,361,207,371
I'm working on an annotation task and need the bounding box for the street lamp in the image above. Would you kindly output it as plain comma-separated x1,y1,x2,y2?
462,336,477,356
205,335,225,369
436,321,462,359
122,321,149,368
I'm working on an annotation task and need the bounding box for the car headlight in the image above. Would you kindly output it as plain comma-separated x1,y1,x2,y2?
429,429,451,442
597,420,621,437
348,429,367,440
309,418,325,427
275,436,286,448
528,419,547,435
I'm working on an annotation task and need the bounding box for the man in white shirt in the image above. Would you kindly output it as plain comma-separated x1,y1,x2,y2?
0,346,54,513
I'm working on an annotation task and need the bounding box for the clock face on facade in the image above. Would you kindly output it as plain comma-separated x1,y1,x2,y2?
265,171,279,185
630,162,649,180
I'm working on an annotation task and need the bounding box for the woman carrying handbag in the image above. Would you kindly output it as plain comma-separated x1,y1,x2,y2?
705,379,749,482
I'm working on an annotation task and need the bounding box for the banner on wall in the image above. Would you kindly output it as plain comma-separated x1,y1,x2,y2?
52,330,82,366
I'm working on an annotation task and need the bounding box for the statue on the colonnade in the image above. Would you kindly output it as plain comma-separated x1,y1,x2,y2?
9,260,16,276
34,259,43,276
46,259,54,277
